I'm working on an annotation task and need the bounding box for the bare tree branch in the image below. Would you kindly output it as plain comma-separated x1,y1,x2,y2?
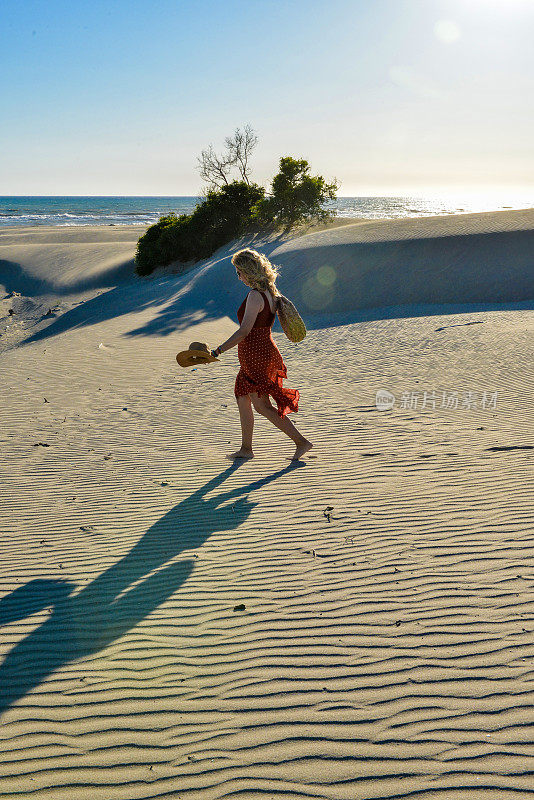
197,125,258,189
224,124,258,185
196,144,234,190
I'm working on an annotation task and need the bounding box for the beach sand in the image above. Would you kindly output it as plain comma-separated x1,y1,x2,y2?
1,210,533,799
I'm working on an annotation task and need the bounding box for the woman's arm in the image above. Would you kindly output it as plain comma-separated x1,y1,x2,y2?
213,291,264,355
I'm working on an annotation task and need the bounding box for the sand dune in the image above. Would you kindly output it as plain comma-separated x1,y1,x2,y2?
1,210,533,351
270,208,534,315
1,211,533,799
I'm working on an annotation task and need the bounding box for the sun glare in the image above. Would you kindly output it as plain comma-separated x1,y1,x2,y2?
462,0,532,8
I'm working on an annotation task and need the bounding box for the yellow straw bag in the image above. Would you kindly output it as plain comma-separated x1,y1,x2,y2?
275,294,307,343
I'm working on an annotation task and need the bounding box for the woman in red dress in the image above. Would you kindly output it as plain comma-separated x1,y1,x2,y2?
210,249,313,461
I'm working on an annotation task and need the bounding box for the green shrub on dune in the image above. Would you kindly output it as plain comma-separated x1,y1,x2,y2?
134,213,181,276
254,157,339,230
135,126,339,276
135,182,264,276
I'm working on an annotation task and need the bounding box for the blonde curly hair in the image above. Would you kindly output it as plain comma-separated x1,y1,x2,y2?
231,249,281,307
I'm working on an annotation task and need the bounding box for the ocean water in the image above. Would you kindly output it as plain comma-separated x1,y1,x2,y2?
0,194,532,228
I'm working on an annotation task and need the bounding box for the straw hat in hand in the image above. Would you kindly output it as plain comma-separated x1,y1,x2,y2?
176,341,220,368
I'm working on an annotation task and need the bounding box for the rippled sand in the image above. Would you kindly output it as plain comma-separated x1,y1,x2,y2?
1,210,533,799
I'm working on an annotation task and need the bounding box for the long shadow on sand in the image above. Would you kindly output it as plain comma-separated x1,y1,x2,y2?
120,227,534,338
19,278,189,347
14,227,534,349
0,460,300,716
0,257,137,298
14,235,286,348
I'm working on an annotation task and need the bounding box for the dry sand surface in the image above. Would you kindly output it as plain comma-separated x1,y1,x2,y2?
1,210,533,799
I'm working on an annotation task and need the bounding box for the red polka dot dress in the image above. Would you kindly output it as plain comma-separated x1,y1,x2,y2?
234,290,300,418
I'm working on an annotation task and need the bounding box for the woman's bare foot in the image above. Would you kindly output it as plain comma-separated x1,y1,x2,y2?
228,448,254,459
290,438,313,461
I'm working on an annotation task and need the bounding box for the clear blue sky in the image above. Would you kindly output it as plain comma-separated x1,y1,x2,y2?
1,0,533,196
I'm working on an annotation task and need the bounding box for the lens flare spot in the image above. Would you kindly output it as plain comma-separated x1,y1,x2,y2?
302,275,335,310
434,19,461,44
316,265,336,287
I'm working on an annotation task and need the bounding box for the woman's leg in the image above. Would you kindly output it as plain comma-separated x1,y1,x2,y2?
251,393,313,459
229,393,255,458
